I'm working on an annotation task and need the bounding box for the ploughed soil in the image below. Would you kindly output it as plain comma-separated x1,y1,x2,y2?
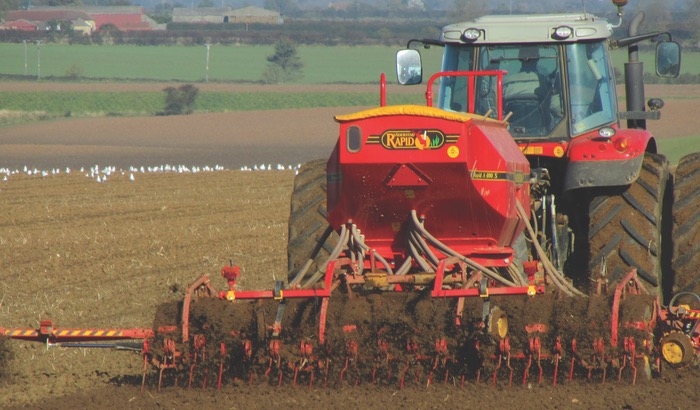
1,83,699,409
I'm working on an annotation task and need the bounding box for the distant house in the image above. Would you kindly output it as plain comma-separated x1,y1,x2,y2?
172,6,282,25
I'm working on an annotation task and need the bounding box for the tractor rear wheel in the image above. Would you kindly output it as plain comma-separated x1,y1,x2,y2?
587,152,669,296
287,159,338,284
671,152,700,295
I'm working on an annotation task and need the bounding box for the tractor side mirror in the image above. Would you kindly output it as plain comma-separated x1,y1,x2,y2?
656,41,681,78
396,49,423,85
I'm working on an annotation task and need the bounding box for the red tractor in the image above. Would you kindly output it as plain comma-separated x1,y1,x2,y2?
3,0,698,386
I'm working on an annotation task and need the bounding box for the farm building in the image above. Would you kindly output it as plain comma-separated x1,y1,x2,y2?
81,6,162,31
2,9,94,32
172,6,283,25
2,7,163,32
0,19,39,31
172,7,233,24
229,6,283,24
72,19,96,35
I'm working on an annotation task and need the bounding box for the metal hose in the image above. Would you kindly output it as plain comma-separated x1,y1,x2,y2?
409,230,440,267
289,225,335,287
351,224,393,275
408,235,434,273
410,210,517,287
515,200,585,297
299,225,349,289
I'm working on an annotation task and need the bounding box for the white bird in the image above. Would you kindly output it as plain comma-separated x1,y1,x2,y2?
129,173,135,181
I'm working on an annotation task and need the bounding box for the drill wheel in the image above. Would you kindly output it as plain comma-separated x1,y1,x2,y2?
660,331,695,366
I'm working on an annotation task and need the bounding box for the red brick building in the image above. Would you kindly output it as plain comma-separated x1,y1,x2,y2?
2,6,162,32
1,19,39,31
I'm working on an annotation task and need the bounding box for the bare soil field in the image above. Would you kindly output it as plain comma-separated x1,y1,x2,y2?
1,83,699,409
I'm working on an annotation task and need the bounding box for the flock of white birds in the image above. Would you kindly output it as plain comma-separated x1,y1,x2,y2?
0,163,303,183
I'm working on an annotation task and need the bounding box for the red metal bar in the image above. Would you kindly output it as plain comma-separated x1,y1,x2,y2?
467,75,475,114
182,274,219,342
424,70,507,120
319,297,329,345
433,286,543,297
611,269,645,347
224,261,337,301
380,72,386,107
431,258,543,298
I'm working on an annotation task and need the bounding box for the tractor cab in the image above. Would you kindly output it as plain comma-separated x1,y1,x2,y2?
398,12,680,143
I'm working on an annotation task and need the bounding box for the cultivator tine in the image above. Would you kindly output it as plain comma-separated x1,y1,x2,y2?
552,337,562,386
292,340,315,388
141,339,150,391
157,338,179,391
339,357,350,385
492,338,513,387
427,338,449,387
217,342,226,391
372,338,391,384
399,360,410,389
618,337,638,384
241,339,254,385
591,337,607,383
523,337,543,385
322,358,330,388
158,366,165,391
188,334,207,389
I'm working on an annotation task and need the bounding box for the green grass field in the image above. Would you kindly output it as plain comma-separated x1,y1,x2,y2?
658,135,700,165
0,44,444,83
0,90,425,117
0,43,695,83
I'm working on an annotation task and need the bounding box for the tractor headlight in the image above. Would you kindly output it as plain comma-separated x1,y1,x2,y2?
462,28,481,42
598,127,616,139
552,26,573,40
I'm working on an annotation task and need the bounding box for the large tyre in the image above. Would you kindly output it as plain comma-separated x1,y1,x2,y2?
287,159,338,284
587,153,669,296
671,152,700,295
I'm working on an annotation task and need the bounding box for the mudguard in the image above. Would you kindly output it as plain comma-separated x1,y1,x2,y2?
563,127,654,192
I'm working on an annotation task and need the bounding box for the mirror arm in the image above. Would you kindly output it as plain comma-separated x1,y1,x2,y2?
610,31,673,49
406,38,446,49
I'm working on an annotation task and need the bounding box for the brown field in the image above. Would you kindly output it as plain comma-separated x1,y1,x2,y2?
1,83,699,409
